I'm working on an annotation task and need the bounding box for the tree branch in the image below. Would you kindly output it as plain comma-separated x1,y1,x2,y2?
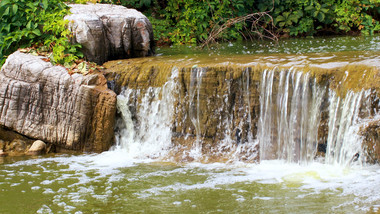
201,1,278,49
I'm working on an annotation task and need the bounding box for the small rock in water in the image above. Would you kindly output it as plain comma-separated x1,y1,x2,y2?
26,140,46,155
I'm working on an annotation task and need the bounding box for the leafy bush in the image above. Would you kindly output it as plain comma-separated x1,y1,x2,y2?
107,0,380,45
0,0,82,66
272,0,380,36
2,0,378,63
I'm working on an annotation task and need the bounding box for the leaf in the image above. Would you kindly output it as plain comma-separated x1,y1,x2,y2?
289,14,299,23
12,4,18,14
32,29,41,36
321,8,329,13
276,16,285,22
305,5,314,11
318,12,325,22
5,24,11,32
77,62,88,75
42,0,48,10
0,0,10,7
296,10,304,18
3,7,10,16
313,11,319,18
26,20,32,29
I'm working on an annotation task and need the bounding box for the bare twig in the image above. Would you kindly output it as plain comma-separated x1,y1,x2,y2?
201,1,278,49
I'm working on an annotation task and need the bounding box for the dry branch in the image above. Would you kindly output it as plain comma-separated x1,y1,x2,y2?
201,0,278,48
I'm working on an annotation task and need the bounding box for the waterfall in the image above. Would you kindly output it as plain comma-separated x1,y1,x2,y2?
188,67,205,158
113,64,377,165
258,68,377,165
217,67,258,162
114,67,179,159
258,69,325,164
325,90,372,166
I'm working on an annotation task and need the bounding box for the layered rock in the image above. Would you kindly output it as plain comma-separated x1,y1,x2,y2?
361,118,380,164
0,51,116,153
65,3,155,64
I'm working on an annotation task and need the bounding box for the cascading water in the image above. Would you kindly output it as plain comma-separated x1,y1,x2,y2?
258,69,325,164
325,89,373,166
114,67,179,159
213,67,258,162
113,65,377,165
188,67,205,158
258,68,377,166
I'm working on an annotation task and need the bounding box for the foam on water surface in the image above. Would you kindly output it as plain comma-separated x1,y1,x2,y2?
1,153,380,213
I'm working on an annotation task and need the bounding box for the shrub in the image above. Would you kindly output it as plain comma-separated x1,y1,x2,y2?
0,0,82,66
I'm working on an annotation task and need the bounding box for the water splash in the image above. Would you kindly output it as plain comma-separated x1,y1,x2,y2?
114,67,179,159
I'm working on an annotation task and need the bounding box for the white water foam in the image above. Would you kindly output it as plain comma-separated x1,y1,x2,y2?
133,160,380,212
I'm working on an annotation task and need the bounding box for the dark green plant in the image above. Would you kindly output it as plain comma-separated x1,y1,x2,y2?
0,0,83,66
108,0,379,45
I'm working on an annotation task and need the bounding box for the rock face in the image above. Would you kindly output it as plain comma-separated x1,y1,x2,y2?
361,118,380,164
65,4,155,64
0,51,117,152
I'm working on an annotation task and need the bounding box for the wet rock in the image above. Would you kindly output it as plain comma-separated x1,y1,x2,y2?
361,118,380,164
0,51,117,152
7,139,27,156
0,140,4,150
65,4,154,64
0,150,7,157
26,140,46,155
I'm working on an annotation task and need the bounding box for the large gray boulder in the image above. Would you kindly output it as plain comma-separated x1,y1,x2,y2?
0,51,117,152
65,3,155,64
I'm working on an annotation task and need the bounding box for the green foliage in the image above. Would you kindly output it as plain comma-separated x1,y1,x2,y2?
2,0,378,62
335,0,380,35
107,0,379,45
272,0,379,36
162,0,243,45
0,0,82,66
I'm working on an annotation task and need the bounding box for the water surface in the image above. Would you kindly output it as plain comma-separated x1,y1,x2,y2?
1,153,380,213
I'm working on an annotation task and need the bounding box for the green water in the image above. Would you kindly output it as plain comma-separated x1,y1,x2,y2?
157,35,380,56
2,153,378,214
